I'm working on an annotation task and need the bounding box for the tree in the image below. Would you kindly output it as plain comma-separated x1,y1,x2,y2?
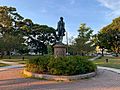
0,6,57,55
0,6,23,34
0,36,5,58
31,24,57,55
70,23,95,55
93,33,107,56
20,23,57,55
0,6,25,57
98,17,120,56
0,34,25,58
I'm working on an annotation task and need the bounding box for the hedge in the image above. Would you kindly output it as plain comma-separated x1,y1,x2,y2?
26,56,97,75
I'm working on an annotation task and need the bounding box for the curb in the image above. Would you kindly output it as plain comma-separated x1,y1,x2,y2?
23,69,97,81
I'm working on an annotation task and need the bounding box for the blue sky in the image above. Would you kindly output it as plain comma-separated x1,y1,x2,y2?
0,0,119,39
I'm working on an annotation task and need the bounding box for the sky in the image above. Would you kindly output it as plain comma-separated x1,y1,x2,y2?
0,0,120,40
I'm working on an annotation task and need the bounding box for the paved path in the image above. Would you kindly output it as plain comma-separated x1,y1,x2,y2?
1,68,120,90
0,60,19,65
0,60,25,71
89,55,101,61
98,66,120,74
1,57,120,90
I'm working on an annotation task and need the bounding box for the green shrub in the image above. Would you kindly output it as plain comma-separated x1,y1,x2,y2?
26,56,97,75
48,56,96,75
26,56,50,73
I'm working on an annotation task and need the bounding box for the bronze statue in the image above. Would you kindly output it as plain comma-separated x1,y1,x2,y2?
57,17,66,43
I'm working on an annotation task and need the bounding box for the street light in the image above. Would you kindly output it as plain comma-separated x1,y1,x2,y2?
66,31,69,55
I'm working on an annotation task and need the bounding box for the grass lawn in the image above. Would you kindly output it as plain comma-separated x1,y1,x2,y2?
0,63,9,67
1,55,40,59
93,56,120,69
0,55,40,64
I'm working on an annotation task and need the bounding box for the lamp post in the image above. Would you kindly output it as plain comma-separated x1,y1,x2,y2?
66,31,69,55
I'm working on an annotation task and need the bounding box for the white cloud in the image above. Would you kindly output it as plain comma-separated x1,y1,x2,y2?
97,0,120,17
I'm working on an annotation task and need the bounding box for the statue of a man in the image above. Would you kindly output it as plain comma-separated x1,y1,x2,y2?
57,17,66,43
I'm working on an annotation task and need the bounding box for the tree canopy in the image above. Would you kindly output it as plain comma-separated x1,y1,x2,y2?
0,6,57,56
96,17,120,56
69,23,95,55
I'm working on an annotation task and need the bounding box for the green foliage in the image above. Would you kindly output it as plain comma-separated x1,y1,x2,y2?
0,6,23,33
26,56,97,75
0,33,25,55
26,56,50,73
19,21,57,55
0,6,25,56
69,23,95,55
0,6,57,55
97,17,120,56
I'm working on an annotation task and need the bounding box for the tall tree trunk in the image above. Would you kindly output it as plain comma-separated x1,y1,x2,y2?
8,51,11,59
101,48,104,56
0,51,4,59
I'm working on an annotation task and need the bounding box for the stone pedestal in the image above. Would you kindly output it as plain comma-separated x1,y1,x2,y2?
53,43,66,57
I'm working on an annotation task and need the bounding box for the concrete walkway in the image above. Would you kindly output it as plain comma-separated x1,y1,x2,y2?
0,60,25,71
0,60,19,65
89,55,101,61
98,66,120,74
0,65,24,71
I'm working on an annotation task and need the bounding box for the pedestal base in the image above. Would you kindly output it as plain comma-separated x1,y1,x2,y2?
53,43,66,57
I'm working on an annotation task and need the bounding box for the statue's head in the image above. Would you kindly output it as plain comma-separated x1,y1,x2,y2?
60,17,63,21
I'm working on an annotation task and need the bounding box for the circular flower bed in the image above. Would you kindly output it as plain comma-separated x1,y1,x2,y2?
25,56,97,76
